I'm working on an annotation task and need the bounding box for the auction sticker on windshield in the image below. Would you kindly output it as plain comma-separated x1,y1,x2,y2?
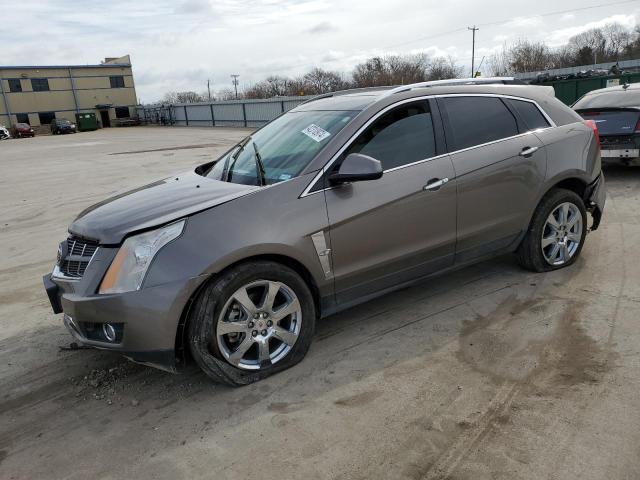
301,124,331,142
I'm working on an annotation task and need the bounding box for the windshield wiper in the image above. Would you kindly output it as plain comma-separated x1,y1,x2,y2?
223,136,252,182
252,141,267,186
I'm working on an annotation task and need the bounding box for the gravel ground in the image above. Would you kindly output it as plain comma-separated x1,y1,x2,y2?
1,127,639,480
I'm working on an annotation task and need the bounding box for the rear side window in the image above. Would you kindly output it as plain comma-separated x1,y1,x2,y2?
343,101,436,170
441,97,518,151
508,99,550,131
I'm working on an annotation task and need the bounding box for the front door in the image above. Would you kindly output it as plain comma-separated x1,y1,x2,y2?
438,95,547,263
100,110,111,127
324,100,457,306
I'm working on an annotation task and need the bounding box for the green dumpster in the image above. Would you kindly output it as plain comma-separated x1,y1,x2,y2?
75,112,98,131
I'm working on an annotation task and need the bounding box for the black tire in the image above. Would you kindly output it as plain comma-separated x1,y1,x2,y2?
188,261,316,386
516,188,587,272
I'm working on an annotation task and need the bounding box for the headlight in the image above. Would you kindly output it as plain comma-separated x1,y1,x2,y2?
98,220,185,294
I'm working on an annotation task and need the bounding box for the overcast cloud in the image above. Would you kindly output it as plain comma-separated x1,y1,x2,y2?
1,0,638,102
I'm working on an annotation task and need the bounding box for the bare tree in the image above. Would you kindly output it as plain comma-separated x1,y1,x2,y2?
216,88,237,101
427,56,463,80
162,91,205,104
352,54,431,87
303,68,348,94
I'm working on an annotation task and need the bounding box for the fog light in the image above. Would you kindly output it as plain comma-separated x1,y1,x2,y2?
103,323,117,342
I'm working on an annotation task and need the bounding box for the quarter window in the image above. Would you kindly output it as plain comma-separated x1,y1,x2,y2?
342,101,436,171
8,79,22,92
507,99,550,131
110,76,125,88
31,78,50,92
441,96,518,151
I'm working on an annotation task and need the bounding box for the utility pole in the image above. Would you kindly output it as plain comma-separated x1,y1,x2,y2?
207,79,212,102
231,74,240,99
468,26,479,77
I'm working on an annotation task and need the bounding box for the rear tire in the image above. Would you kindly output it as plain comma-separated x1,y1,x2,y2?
188,261,316,386
516,188,587,272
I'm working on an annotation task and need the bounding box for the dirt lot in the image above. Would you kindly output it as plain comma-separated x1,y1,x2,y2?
1,127,639,480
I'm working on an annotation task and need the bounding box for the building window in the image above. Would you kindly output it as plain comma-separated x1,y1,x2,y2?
16,113,30,124
8,79,22,92
115,106,130,118
38,112,56,125
31,78,50,92
110,76,125,88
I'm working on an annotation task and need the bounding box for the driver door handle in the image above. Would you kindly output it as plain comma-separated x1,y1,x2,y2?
423,177,449,191
519,146,539,157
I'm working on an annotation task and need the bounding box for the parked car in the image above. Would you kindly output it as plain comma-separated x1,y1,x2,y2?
44,82,605,386
574,83,640,165
50,118,77,134
0,125,11,140
11,122,35,138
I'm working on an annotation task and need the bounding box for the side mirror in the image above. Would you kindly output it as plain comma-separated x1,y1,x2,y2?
328,153,383,185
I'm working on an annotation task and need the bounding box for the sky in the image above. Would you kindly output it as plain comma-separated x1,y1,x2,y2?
1,0,639,103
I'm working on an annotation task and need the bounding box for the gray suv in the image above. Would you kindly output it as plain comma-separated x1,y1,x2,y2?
44,82,605,385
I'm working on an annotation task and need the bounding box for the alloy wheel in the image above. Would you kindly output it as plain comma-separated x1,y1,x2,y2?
541,202,583,266
215,280,302,370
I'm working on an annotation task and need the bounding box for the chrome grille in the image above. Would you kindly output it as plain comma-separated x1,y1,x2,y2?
59,237,98,279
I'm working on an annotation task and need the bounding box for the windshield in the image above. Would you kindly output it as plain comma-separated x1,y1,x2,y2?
574,90,640,110
207,109,357,185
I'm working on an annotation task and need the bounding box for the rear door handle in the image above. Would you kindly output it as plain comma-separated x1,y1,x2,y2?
519,146,539,157
423,177,449,191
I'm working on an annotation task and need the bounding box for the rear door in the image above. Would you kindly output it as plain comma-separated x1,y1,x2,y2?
324,99,457,305
438,95,547,263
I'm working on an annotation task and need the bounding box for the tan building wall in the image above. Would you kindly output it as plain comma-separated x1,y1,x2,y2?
0,55,137,129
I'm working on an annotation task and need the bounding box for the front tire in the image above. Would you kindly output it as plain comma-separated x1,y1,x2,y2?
516,188,587,272
188,261,316,386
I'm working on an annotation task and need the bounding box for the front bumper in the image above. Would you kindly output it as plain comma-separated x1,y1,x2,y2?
584,172,606,231
43,271,209,372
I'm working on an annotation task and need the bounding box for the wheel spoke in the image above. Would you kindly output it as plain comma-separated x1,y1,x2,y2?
228,335,254,364
258,340,271,365
561,204,570,226
547,243,560,263
546,213,561,231
541,235,556,248
561,243,570,262
567,232,581,243
217,321,249,336
232,287,258,315
273,326,298,346
272,297,300,322
262,281,280,312
566,212,580,229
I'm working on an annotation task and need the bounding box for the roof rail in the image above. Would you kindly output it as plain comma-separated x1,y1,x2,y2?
297,86,392,106
382,77,522,97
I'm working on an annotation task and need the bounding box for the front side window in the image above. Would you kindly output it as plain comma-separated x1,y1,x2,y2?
8,79,22,92
442,96,519,151
110,76,125,88
341,101,436,171
31,78,50,92
206,109,357,185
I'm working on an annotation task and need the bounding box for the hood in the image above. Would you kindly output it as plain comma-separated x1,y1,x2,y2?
70,170,258,244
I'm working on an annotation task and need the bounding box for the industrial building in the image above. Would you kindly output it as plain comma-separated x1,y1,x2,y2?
0,55,137,130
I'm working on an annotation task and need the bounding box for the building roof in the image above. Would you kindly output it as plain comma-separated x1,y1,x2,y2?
0,55,131,71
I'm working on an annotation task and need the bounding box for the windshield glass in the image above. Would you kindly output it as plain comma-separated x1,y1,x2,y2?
574,90,640,109
207,109,357,185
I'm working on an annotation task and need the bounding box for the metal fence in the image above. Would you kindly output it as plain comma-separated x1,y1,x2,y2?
136,96,315,128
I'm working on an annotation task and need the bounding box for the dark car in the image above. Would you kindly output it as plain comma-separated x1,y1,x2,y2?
51,118,77,135
574,83,640,165
44,82,605,386
11,123,35,138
